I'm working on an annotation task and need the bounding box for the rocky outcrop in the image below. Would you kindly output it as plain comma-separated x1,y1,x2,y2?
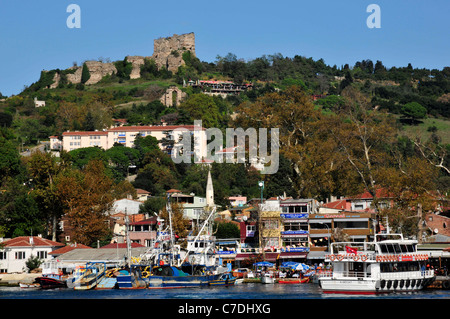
126,56,146,79
84,61,117,85
152,32,196,73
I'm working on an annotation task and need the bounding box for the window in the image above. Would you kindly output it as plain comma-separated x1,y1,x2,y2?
0,251,6,260
37,251,47,259
262,220,278,230
15,251,26,259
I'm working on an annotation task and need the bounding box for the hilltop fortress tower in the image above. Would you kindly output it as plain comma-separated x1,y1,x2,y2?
152,32,196,73
42,33,196,87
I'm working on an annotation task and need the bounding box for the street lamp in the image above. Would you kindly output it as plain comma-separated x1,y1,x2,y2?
258,181,265,259
258,181,264,208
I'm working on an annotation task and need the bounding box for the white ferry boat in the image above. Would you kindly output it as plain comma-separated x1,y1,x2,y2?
318,233,435,294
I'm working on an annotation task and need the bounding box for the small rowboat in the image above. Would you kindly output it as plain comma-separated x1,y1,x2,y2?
278,277,310,284
19,282,40,289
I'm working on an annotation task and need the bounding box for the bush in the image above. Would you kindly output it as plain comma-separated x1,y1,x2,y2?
25,255,43,273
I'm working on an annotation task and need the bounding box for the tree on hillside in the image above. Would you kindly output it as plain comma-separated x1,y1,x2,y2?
26,151,68,241
401,102,427,123
179,94,222,128
330,87,397,210
81,63,90,84
56,160,114,246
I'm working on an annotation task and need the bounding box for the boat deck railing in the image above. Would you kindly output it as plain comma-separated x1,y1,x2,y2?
318,269,434,279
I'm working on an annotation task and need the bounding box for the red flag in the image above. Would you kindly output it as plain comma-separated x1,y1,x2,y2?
346,246,358,255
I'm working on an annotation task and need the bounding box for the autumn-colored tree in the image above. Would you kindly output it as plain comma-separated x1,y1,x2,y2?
329,87,398,209
159,201,190,244
233,85,350,199
378,154,440,241
56,160,114,245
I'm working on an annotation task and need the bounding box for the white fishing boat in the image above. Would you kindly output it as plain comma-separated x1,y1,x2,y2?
318,233,435,294
261,272,276,284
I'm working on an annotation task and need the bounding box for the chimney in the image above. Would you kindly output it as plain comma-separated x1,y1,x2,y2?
29,237,34,245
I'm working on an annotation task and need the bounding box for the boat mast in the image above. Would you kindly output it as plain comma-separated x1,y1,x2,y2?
125,208,131,268
167,194,175,266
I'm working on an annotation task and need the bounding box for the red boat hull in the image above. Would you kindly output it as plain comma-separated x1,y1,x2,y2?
35,277,67,289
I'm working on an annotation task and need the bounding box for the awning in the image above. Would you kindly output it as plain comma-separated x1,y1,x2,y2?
334,218,369,222
309,219,332,223
306,251,326,259
235,252,280,262
279,252,307,259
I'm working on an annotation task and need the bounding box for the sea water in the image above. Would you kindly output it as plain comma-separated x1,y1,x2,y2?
1,284,448,317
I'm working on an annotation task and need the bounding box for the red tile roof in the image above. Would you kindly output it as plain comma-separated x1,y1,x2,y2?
349,188,393,200
322,199,351,210
130,217,158,226
2,236,64,248
166,189,181,193
49,243,92,255
108,125,205,132
62,131,108,136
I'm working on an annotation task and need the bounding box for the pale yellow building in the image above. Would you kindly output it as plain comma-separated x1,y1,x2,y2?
61,125,207,159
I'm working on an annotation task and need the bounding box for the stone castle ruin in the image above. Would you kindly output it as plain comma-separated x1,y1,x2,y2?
44,33,196,87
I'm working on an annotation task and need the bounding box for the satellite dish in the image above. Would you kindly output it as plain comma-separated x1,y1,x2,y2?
434,228,439,234
243,216,248,221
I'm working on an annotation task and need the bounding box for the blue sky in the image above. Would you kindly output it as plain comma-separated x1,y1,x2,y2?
0,0,448,96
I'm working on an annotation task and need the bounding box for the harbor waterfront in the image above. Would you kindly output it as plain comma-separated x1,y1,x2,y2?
1,281,450,299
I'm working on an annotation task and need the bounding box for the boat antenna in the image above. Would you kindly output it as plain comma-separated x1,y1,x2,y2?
167,193,175,266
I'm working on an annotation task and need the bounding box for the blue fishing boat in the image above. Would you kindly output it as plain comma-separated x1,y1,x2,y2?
145,265,220,289
209,273,236,286
116,267,148,289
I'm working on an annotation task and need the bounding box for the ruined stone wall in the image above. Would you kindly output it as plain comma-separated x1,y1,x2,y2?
152,32,195,73
41,33,195,87
84,61,117,85
126,56,146,79
159,86,187,107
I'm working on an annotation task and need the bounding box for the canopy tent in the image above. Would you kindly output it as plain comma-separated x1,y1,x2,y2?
253,261,274,267
280,262,310,272
294,263,310,271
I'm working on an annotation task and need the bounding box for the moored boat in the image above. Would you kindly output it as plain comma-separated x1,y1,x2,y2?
278,277,310,284
34,275,67,289
318,233,435,294
261,272,275,284
19,282,40,289
209,273,236,286
69,262,106,290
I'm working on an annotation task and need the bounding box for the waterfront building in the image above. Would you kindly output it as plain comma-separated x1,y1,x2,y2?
0,236,64,274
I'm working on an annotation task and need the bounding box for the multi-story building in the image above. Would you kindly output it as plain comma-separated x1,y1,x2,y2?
60,124,207,159
62,131,108,151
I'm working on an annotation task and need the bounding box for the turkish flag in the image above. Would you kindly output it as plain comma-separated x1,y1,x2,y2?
346,246,358,255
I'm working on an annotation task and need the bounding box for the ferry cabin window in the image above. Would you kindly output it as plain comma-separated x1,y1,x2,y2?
380,262,420,272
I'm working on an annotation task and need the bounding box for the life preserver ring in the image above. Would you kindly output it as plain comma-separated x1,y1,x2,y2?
329,255,336,261
337,255,344,261
360,255,368,261
141,271,150,278
353,255,359,261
